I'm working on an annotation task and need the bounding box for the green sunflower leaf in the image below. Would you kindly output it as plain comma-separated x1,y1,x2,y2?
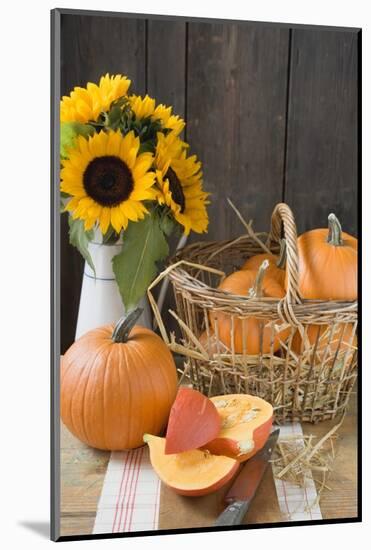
68,216,95,275
112,212,169,312
107,105,122,129
138,140,156,154
159,211,177,237
60,122,95,158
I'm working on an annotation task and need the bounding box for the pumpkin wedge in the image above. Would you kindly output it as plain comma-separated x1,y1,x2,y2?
165,387,221,454
203,394,273,462
144,434,239,496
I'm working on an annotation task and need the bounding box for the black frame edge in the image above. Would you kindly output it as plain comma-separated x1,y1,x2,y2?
54,7,361,33
51,7,61,543
57,517,362,542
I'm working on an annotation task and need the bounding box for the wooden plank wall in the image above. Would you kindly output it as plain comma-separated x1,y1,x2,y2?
60,14,359,352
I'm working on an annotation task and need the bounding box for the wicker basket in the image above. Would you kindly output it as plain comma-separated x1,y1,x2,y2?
148,203,358,423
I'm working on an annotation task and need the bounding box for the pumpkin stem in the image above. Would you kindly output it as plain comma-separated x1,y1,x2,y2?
276,238,287,270
248,259,269,299
327,213,344,246
112,308,143,343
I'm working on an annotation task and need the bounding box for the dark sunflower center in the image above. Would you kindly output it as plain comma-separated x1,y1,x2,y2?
83,156,134,207
166,167,185,213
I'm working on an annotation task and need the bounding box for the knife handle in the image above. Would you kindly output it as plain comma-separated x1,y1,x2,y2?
213,500,249,526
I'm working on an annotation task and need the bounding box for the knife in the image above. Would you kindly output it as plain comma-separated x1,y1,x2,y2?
214,428,280,526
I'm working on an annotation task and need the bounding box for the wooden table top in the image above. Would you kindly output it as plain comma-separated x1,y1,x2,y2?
60,394,358,537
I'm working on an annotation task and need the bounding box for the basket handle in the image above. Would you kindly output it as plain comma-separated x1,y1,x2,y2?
268,203,302,309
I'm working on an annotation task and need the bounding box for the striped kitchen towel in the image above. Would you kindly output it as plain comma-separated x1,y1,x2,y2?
273,422,322,522
93,422,321,534
93,446,161,534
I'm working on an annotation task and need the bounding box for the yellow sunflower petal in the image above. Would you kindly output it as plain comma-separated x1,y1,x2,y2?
132,153,154,180
110,206,128,233
120,201,139,222
106,130,122,156
84,217,96,231
119,131,139,168
64,197,82,212
135,172,156,190
152,136,209,234
61,74,131,123
60,128,157,235
130,188,158,201
99,207,111,235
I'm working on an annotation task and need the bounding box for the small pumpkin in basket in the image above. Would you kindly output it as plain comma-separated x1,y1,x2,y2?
291,322,357,365
293,213,357,301
290,213,357,361
242,238,286,287
211,260,290,354
61,309,178,451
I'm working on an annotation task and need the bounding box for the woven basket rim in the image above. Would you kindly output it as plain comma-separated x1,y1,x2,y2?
167,236,357,320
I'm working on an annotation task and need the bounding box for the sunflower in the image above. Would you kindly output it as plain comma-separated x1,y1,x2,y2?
61,130,157,234
129,94,185,136
61,74,131,124
154,133,209,235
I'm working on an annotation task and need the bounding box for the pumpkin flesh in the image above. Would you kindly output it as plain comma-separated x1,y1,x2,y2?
203,394,273,462
144,434,239,496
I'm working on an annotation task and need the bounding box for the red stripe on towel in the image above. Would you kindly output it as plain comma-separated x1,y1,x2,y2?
116,450,136,532
127,447,145,531
120,448,141,532
112,452,131,533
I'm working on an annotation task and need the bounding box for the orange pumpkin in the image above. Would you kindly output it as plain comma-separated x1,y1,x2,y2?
292,322,357,361
242,238,286,287
212,260,289,354
61,309,178,451
293,214,357,301
144,434,239,497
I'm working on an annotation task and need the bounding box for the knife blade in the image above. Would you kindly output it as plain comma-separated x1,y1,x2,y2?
214,428,280,526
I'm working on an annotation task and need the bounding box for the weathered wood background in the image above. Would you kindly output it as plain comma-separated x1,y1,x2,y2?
60,13,359,352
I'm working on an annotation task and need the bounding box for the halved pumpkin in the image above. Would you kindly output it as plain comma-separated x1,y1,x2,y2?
165,387,221,454
144,434,239,496
203,394,273,462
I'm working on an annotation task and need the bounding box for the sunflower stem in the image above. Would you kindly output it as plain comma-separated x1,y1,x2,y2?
327,213,344,246
112,308,143,343
276,238,287,270
248,259,269,299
